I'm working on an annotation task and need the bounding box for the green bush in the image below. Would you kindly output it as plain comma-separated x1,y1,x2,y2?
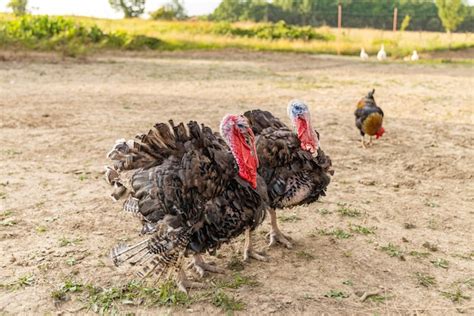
212,21,333,41
0,15,163,53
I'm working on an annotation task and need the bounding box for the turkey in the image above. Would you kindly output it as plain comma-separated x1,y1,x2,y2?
354,89,385,148
105,115,268,292
244,101,333,249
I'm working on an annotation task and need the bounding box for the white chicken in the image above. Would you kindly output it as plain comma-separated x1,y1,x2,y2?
411,50,419,61
377,44,387,61
360,48,369,60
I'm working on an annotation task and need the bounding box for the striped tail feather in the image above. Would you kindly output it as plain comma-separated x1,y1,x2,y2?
110,225,191,279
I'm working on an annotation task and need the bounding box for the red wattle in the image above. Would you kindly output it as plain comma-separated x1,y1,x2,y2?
296,117,318,153
233,128,258,189
375,127,385,139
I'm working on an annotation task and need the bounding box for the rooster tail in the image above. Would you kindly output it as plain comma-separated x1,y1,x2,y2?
368,89,375,98
110,223,192,279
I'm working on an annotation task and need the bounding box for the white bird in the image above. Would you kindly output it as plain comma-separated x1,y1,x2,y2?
411,50,419,61
377,44,387,61
360,48,369,60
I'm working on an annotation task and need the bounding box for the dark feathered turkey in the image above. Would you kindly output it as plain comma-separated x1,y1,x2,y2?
105,116,268,292
244,102,333,248
355,89,385,147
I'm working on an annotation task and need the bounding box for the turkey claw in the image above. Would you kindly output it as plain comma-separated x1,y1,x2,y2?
267,231,293,249
243,249,268,262
188,254,225,278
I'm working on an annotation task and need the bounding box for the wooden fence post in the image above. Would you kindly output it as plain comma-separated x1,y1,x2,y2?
393,7,398,32
338,4,342,31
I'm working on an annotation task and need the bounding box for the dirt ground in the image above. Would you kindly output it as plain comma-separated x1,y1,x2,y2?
0,50,473,315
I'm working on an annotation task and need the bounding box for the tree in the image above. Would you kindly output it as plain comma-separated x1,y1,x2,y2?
435,0,467,33
150,0,186,20
7,0,28,16
109,0,145,18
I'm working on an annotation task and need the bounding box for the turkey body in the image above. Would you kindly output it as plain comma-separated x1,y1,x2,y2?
106,118,268,290
244,109,333,248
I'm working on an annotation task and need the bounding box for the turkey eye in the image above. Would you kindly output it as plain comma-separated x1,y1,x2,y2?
237,123,245,129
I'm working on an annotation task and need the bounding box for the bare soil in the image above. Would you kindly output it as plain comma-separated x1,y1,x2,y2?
0,50,473,315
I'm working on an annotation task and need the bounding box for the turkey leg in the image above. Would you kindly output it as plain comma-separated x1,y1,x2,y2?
267,209,293,249
243,228,267,262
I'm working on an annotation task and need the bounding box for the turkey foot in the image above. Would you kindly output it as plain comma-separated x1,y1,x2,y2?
267,209,293,249
176,268,207,294
243,228,268,262
188,254,225,278
267,229,293,249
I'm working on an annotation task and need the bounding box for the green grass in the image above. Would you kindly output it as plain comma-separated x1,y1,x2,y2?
380,243,404,259
318,228,352,239
349,224,376,235
441,288,471,303
414,272,437,288
215,273,260,289
1,13,472,57
278,213,301,223
226,254,245,272
51,279,191,312
324,290,349,299
1,274,35,291
211,290,245,313
431,258,449,269
59,236,83,247
336,203,362,217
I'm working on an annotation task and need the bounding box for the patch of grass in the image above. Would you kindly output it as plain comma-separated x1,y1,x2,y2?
86,280,191,313
59,237,83,247
319,228,352,239
296,250,315,261
431,258,449,269
408,251,431,258
3,274,35,291
216,273,259,289
324,290,349,299
211,289,245,313
79,174,88,181
451,252,474,261
318,208,332,215
403,223,416,229
414,272,437,287
0,192,6,199
278,213,301,223
367,294,387,303
349,224,376,235
0,218,17,226
441,288,471,303
0,210,13,219
51,279,84,304
66,257,77,266
336,203,362,217
380,243,404,259
226,254,245,272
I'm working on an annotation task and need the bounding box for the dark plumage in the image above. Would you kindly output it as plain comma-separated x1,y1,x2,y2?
105,116,268,292
244,103,333,248
354,89,385,147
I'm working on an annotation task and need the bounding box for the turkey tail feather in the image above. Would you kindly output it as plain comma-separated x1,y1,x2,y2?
110,226,191,279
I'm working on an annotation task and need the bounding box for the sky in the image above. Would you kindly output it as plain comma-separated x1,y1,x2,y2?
0,0,473,19
0,0,222,18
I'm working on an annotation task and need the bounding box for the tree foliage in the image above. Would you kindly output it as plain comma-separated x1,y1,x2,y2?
210,0,473,32
109,0,146,18
150,0,187,21
435,0,467,33
7,0,28,16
